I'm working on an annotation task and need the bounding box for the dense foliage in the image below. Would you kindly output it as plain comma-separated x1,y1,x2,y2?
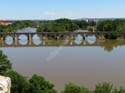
0,19,125,34
37,18,96,32
4,72,57,93
38,19,79,32
0,19,93,32
61,82,125,93
61,83,90,93
4,71,29,93
94,82,113,93
0,50,12,74
29,74,57,93
96,19,125,39
0,21,36,32
97,19,125,32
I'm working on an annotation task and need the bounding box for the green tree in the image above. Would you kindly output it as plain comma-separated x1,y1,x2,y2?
73,20,88,29
110,31,119,39
38,18,79,32
94,82,113,93
97,20,114,31
29,74,57,93
4,71,29,93
0,21,35,32
97,19,125,32
62,83,89,93
113,87,125,93
88,21,96,26
0,50,12,74
54,18,79,31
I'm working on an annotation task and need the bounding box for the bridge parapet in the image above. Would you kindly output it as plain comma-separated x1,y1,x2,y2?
0,32,125,42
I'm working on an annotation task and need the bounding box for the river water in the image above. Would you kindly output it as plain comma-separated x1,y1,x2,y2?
0,30,125,90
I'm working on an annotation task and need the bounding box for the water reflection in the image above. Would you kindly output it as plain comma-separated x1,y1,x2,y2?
5,36,13,45
86,35,96,44
3,35,125,53
32,34,41,45
64,36,69,45
102,40,125,52
1,42,125,90
19,35,28,45
5,34,97,46
74,34,83,45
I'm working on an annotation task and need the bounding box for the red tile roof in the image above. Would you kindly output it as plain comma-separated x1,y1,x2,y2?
0,20,12,26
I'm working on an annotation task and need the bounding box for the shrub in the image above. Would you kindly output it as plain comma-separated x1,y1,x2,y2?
94,82,113,93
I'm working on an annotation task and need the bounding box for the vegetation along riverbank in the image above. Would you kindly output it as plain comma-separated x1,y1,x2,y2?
1,18,125,39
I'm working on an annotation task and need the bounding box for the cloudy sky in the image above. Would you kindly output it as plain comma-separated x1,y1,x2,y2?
0,0,125,20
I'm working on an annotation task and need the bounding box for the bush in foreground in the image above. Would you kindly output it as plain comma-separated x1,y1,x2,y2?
29,74,57,93
4,71,29,93
4,71,57,93
94,82,113,93
0,50,12,74
61,83,90,93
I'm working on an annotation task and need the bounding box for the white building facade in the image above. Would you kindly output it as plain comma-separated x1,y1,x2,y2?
0,76,11,93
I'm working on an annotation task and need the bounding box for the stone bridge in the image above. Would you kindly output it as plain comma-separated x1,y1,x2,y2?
0,32,125,40
0,32,125,47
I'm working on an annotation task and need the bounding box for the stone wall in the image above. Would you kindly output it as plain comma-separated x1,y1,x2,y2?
0,76,11,93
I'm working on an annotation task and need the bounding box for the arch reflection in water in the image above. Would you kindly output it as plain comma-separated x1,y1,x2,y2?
74,34,83,45
86,35,96,44
5,36,13,45
32,34,41,45
63,36,70,45
19,34,28,45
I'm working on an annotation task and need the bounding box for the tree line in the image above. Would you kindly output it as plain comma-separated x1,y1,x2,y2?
37,18,96,32
0,50,125,93
97,19,125,32
1,19,125,32
0,19,125,40
0,21,36,32
0,19,96,33
96,19,125,39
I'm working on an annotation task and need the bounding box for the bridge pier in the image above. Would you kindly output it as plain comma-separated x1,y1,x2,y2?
83,34,87,41
56,34,62,40
70,35,75,40
42,35,47,40
1,34,6,41
0,34,4,41
63,34,68,40
123,34,125,40
14,34,18,46
83,40,87,45
57,36,60,40
42,40,46,46
28,34,32,45
69,40,73,45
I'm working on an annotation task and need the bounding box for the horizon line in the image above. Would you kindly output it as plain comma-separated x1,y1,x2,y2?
0,17,125,21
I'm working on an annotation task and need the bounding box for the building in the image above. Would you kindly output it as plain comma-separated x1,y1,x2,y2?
0,20,12,26
0,76,11,93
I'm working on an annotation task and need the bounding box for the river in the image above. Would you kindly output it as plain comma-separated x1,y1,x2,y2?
0,29,125,90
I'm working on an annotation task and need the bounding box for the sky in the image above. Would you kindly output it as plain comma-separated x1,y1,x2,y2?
0,0,125,20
